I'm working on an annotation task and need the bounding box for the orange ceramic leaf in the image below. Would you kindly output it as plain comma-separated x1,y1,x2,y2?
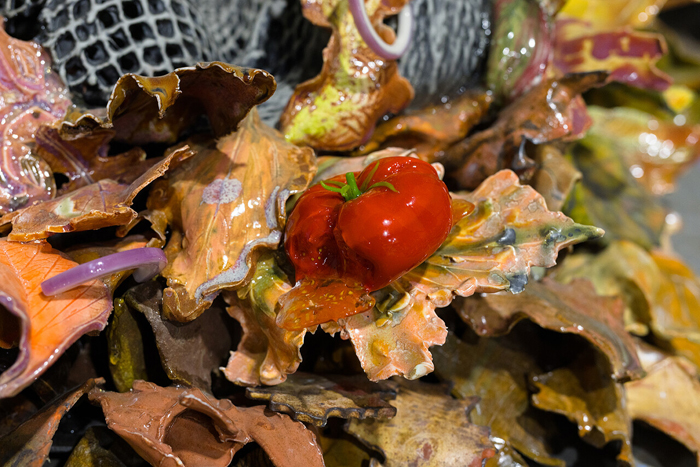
404,170,603,304
221,253,309,386
0,240,111,398
90,381,325,467
325,286,447,382
2,145,192,241
626,357,700,463
280,0,413,151
460,278,643,381
149,109,315,322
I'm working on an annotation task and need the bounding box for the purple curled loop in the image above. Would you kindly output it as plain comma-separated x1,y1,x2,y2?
348,0,413,60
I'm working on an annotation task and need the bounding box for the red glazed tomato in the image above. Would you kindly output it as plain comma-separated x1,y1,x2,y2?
284,156,453,294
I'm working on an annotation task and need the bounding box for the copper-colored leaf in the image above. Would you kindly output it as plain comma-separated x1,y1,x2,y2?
0,240,112,398
530,349,633,466
346,380,495,467
61,62,276,144
0,24,71,214
90,381,325,467
441,73,606,189
246,372,397,426
0,379,101,466
357,91,493,161
125,281,233,390
280,0,413,151
149,109,315,321
221,252,307,386
626,357,700,463
531,144,581,212
433,332,563,466
326,287,447,382
2,145,193,241
404,170,603,303
459,278,643,381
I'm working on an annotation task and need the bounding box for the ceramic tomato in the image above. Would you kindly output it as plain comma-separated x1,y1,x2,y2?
284,156,453,295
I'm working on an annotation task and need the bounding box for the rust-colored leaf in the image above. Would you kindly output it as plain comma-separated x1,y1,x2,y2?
221,252,308,386
149,109,315,322
90,381,325,467
125,281,232,390
0,379,101,466
357,91,493,161
0,24,71,215
530,349,633,466
626,357,700,463
280,0,413,151
441,73,606,189
1,145,193,241
246,372,397,426
325,286,447,382
61,62,276,144
404,170,603,304
346,380,495,467
459,278,643,381
433,332,563,466
0,240,112,398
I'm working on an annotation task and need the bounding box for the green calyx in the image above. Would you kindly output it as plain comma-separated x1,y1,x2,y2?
320,165,398,202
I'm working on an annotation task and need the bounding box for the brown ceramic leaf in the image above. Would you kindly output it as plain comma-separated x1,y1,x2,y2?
531,144,581,211
124,281,233,390
0,24,71,214
459,278,643,381
626,357,700,463
148,109,315,321
221,252,307,386
105,298,148,393
280,0,413,151
246,372,397,426
404,170,603,304
530,350,633,466
433,332,563,466
2,145,193,241
0,240,112,398
90,381,325,467
326,287,447,382
0,379,101,466
61,62,276,144
345,380,495,467
357,90,493,161
441,73,607,189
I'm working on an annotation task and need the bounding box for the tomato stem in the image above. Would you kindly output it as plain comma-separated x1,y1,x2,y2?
320,168,398,201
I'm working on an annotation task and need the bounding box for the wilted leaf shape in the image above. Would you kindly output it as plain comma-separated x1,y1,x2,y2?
221,252,306,386
61,62,276,144
459,278,643,381
358,91,492,161
0,24,71,215
486,0,552,102
554,18,671,91
2,145,193,242
404,170,603,303
106,298,148,394
280,0,413,151
433,332,563,466
627,357,700,463
35,125,157,195
531,144,581,211
90,381,325,467
0,240,112,398
149,110,315,322
0,378,101,466
530,350,633,466
346,380,495,467
246,372,397,426
563,133,668,250
442,73,606,189
327,287,447,382
586,106,700,195
125,281,232,390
